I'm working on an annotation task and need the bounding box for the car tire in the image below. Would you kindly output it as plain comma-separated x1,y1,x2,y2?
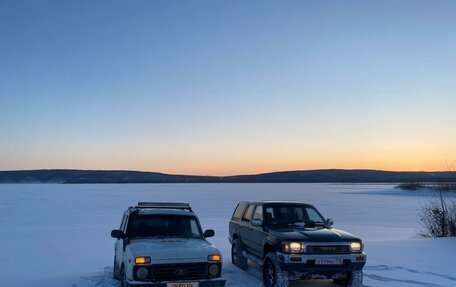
120,265,127,287
348,270,363,287
333,278,348,286
263,252,289,287
231,239,248,270
113,257,119,280
335,270,363,287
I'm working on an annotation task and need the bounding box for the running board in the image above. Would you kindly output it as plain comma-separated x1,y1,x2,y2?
242,251,264,266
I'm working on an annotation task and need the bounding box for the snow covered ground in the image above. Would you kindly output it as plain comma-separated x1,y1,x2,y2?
0,183,454,287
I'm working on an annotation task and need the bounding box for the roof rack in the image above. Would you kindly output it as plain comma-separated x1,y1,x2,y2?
135,202,192,211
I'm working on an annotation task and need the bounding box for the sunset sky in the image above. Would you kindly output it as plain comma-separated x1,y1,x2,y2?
1,1,455,176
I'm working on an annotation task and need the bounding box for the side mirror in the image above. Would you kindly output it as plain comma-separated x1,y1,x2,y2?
111,229,125,239
325,219,334,228
251,219,263,227
203,229,215,238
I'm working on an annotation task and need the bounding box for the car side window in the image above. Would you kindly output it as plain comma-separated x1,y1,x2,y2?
232,202,248,220
121,215,129,233
265,207,274,225
252,205,263,220
242,205,255,221
120,214,127,230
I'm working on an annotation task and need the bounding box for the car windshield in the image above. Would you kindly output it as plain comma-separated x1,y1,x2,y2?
129,215,202,238
264,205,325,227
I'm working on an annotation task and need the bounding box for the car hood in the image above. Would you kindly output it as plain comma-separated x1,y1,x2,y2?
127,238,221,261
267,226,360,242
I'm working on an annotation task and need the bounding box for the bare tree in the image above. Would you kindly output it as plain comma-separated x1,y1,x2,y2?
419,186,456,237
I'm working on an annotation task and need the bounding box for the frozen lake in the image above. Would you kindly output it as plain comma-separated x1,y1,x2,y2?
0,183,454,287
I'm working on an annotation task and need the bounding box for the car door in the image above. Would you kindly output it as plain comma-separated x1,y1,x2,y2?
240,205,266,258
246,205,267,257
115,213,128,267
239,204,256,253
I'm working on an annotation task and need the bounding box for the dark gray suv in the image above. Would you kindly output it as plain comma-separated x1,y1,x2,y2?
228,201,366,287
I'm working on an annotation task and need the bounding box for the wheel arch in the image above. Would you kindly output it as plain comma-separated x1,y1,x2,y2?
263,243,276,259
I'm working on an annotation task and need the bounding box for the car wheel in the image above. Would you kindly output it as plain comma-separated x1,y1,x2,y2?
263,252,289,287
231,239,248,270
347,270,363,287
120,265,127,287
333,278,348,286
335,270,363,287
113,257,119,280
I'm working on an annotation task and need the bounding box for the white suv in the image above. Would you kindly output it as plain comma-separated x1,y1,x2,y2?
111,202,226,287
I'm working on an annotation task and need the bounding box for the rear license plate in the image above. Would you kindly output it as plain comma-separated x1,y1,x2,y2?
315,258,343,265
167,283,199,287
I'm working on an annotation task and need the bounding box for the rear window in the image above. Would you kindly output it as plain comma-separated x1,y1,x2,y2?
232,202,248,220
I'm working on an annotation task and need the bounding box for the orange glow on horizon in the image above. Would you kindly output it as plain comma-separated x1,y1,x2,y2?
4,155,455,177
2,134,455,176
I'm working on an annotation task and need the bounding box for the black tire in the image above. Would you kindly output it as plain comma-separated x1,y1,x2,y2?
231,239,248,270
348,270,363,287
335,270,363,287
120,265,127,287
263,252,289,287
113,257,119,280
334,278,349,286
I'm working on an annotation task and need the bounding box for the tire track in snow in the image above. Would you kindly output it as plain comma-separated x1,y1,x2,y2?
365,265,456,282
364,264,456,287
364,273,445,287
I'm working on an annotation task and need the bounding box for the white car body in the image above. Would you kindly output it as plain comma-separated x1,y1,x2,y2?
112,204,225,287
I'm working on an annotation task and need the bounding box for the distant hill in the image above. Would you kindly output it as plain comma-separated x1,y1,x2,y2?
0,169,455,184
0,170,219,184
223,169,456,183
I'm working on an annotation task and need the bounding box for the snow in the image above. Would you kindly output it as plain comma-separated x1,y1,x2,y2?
0,183,454,287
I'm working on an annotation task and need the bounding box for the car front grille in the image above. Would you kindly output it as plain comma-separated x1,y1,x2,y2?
306,245,350,254
151,262,208,281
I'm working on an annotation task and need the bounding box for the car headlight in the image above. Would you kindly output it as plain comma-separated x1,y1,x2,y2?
282,242,304,253
208,254,222,262
135,256,151,264
208,263,220,276
136,267,149,280
350,242,363,253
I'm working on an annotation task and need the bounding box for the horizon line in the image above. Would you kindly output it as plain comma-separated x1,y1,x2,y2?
1,167,455,178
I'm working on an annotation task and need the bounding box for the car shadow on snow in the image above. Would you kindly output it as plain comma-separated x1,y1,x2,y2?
235,261,347,287
80,265,373,287
77,267,118,287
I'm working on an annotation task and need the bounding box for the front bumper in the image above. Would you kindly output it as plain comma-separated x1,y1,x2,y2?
126,278,226,287
277,252,366,278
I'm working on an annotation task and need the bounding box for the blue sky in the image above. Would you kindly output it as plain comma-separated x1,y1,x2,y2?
1,0,455,175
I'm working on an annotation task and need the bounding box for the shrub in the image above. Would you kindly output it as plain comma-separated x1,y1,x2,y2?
396,182,425,191
433,183,456,192
419,190,456,237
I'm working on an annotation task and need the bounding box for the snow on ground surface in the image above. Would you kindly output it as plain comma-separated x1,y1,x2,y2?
0,183,455,287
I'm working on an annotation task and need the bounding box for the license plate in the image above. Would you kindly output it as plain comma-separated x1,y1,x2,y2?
315,258,343,265
167,283,199,287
